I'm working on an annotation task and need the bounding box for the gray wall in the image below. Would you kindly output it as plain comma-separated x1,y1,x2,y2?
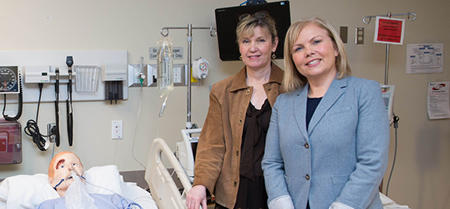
0,0,449,209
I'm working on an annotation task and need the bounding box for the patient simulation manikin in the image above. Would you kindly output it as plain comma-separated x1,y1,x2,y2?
48,151,84,197
37,152,140,209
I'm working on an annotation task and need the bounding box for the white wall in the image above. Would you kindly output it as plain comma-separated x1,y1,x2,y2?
0,0,449,208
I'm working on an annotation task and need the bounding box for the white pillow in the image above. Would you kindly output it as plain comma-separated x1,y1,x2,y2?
84,165,123,195
0,174,58,209
83,165,158,209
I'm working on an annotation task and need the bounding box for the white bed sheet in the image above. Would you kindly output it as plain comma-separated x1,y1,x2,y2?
380,192,411,209
0,165,157,209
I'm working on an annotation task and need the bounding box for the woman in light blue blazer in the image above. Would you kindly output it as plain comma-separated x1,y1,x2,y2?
262,17,390,209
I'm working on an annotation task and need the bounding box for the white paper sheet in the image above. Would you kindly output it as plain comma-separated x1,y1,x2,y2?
407,43,443,74
427,81,450,119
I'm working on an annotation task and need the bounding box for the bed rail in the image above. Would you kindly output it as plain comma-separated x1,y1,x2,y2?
145,138,191,209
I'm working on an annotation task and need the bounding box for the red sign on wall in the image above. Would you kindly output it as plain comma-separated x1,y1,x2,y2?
374,16,405,45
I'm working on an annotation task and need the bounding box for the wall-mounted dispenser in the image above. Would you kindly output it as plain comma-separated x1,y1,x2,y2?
0,120,22,164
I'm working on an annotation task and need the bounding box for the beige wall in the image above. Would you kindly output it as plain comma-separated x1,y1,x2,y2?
0,0,449,208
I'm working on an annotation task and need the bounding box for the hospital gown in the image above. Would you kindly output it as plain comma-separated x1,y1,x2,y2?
37,193,136,209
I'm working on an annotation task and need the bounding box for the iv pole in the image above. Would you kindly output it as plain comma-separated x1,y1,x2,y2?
362,12,416,85
362,11,416,195
160,24,216,129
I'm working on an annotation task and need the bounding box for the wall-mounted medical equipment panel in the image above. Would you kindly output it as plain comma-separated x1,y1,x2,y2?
128,64,193,88
0,50,128,103
128,64,147,87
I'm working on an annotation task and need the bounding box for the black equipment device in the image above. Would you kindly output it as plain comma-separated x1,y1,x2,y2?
105,81,123,104
215,1,291,61
54,68,61,147
246,0,267,5
66,56,74,146
2,74,23,122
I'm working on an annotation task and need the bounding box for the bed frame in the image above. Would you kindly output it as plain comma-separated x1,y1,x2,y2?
145,138,192,209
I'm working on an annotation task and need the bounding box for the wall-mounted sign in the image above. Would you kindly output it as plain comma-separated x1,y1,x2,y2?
374,16,405,45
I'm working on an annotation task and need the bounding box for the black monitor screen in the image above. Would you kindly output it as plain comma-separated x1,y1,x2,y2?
215,1,291,61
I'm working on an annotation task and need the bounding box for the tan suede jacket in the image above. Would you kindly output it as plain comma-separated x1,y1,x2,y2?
193,64,283,208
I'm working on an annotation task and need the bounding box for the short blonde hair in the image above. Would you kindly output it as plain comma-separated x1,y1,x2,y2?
282,17,351,92
236,11,278,45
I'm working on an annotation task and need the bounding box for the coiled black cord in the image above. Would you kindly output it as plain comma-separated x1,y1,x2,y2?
385,114,400,196
24,119,47,151
24,83,48,151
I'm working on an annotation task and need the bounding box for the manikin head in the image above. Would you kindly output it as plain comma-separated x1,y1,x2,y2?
48,151,84,197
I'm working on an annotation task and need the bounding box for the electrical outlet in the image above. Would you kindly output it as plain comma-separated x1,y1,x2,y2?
173,65,183,84
355,27,364,45
111,120,123,139
172,64,189,86
339,26,348,44
47,123,57,143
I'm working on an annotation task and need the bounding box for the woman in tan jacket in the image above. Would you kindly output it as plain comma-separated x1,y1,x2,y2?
186,12,283,209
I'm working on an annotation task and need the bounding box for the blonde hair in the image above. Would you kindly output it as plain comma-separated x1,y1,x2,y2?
48,151,83,178
235,11,278,45
282,17,351,92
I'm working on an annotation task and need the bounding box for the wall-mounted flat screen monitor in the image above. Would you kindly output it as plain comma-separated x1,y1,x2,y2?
215,1,291,61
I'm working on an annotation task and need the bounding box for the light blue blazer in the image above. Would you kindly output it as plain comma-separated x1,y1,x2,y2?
262,76,389,209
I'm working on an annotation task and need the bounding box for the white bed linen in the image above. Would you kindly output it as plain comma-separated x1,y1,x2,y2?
380,193,411,209
0,165,157,209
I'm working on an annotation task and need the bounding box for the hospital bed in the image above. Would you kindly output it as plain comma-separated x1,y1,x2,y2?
0,164,157,209
143,137,411,209
0,137,191,209
0,137,410,209
0,138,188,209
0,138,191,209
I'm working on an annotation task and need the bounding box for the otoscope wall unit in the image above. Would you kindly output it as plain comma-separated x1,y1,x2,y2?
0,50,128,103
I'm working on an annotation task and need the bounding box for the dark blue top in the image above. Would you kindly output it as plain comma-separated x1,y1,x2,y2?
306,97,322,130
